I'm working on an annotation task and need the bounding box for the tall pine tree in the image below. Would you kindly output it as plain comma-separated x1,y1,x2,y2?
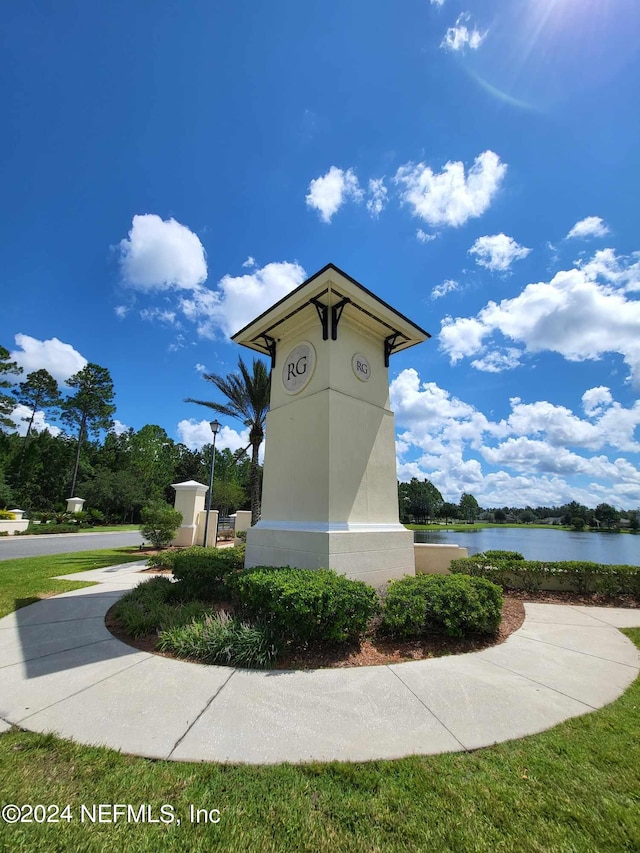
62,363,116,496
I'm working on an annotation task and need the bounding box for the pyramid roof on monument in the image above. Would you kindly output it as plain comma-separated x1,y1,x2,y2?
231,263,430,362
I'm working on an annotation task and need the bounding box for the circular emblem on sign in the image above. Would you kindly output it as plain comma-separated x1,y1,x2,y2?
352,353,371,382
282,341,316,394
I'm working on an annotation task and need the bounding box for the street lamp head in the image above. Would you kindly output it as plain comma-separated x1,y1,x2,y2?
210,419,221,436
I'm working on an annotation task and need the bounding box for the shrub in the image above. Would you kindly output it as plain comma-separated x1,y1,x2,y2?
481,550,524,561
21,522,90,535
450,556,640,596
86,507,105,526
110,577,210,638
230,567,380,644
146,550,180,570
140,502,183,549
0,509,16,520
171,545,246,600
382,574,503,639
158,612,279,668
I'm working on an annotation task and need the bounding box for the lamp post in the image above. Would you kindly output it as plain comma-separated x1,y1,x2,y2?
203,419,221,547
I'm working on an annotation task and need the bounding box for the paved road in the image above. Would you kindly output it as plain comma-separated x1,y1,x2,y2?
0,531,144,561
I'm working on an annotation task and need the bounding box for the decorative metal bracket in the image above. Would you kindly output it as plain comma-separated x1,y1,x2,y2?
384,333,402,367
310,298,329,340
258,334,277,369
331,297,350,340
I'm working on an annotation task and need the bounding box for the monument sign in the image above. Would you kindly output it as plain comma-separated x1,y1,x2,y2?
232,263,430,584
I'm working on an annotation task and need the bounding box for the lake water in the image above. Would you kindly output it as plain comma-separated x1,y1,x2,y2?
414,527,640,565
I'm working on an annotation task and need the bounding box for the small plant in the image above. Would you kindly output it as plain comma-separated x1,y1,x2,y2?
158,612,279,668
382,574,503,638
0,510,16,520
86,507,105,526
110,577,210,638
231,567,380,644
140,502,183,549
235,530,247,543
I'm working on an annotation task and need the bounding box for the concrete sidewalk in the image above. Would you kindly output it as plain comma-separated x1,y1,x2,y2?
1,563,639,763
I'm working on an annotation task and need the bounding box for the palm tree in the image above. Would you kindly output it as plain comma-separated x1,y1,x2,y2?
186,356,270,525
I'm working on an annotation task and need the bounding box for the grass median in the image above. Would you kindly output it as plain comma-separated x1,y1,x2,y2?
0,548,145,618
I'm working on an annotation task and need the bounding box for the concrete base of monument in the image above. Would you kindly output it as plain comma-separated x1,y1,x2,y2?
245,522,416,585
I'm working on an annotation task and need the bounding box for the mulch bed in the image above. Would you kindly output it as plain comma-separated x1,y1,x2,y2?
108,567,639,670
106,596,526,669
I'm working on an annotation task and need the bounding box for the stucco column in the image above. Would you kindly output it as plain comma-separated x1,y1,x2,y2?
171,480,209,547
232,263,429,585
233,510,252,545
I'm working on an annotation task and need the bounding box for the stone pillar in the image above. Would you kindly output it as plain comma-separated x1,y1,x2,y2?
66,497,85,514
196,510,219,547
171,480,209,547
233,510,252,545
232,263,429,585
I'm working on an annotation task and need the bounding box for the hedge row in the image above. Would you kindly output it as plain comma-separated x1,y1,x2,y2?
450,556,640,595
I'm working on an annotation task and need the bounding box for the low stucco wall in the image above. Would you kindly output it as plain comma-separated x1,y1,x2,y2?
414,543,468,575
0,519,29,536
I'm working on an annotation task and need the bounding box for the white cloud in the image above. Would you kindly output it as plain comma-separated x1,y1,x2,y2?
10,334,87,385
430,0,446,5
441,13,486,52
582,386,613,417
8,404,61,437
366,178,388,218
177,419,251,454
566,216,610,240
305,166,363,223
439,265,640,384
417,229,437,243
139,307,178,325
180,261,307,339
242,256,257,268
118,214,207,291
114,305,129,319
469,233,531,272
111,419,130,436
391,367,640,507
395,150,506,229
470,347,522,373
431,279,460,300
579,248,640,292
195,363,206,373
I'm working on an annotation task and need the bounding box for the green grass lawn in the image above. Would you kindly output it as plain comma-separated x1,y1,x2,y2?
0,548,144,618
1,549,639,851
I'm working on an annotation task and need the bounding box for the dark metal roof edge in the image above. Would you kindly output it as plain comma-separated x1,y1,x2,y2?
231,263,432,341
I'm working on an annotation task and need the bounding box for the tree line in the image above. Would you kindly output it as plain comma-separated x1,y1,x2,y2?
0,346,264,522
398,478,639,531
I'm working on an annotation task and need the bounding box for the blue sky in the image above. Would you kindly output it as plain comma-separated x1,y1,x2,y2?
2,0,640,509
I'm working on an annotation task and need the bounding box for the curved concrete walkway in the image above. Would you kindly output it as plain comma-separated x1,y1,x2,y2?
1,563,639,764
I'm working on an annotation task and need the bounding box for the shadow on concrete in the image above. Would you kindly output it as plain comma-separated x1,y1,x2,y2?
8,591,139,679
